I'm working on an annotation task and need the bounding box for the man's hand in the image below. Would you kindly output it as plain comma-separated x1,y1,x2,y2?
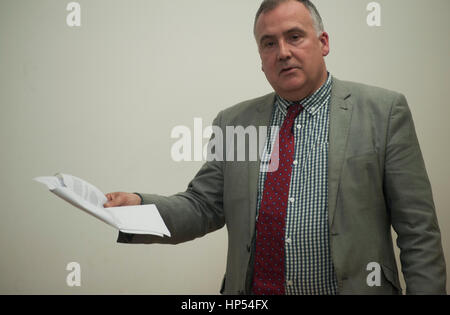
104,192,141,208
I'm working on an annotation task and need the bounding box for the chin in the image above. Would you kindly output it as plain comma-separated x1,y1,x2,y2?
283,75,307,87
279,82,307,95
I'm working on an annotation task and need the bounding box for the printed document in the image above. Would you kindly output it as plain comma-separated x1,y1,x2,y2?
34,174,170,237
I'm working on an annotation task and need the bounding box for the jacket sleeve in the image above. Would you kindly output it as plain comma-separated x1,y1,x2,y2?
117,112,226,245
384,93,446,294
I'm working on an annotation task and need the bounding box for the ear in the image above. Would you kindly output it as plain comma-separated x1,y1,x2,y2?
319,31,330,57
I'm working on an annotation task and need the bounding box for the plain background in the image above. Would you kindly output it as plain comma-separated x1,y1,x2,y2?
0,0,449,294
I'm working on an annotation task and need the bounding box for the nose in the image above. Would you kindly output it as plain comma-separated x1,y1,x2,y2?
278,40,291,61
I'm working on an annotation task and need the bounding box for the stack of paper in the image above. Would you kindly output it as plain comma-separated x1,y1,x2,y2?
34,173,170,237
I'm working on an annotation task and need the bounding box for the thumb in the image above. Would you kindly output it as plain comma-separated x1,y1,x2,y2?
104,192,124,208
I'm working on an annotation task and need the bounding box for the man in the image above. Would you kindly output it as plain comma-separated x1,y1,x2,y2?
104,0,446,294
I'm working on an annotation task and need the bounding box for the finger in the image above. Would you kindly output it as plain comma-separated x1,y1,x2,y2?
108,192,129,208
104,192,121,207
104,199,120,208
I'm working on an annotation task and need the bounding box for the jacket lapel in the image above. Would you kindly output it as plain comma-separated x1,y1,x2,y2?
247,93,275,241
328,78,353,228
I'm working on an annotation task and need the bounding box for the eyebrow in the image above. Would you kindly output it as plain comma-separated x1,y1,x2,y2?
259,27,307,45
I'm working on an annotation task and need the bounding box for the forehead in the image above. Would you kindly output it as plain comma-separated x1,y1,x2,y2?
255,1,314,39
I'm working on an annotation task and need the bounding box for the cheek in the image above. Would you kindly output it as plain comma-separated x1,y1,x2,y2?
296,52,317,71
292,50,306,63
261,52,276,66
261,59,276,77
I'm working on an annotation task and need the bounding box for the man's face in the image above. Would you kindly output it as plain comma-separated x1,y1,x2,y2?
255,0,330,101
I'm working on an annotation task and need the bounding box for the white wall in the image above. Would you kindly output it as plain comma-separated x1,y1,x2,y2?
0,0,448,294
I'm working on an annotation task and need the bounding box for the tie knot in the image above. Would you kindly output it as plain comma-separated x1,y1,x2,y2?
287,103,303,118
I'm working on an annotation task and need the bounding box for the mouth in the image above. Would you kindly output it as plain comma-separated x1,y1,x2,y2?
280,66,300,75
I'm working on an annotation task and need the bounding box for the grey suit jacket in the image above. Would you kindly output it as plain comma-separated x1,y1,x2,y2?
118,77,446,295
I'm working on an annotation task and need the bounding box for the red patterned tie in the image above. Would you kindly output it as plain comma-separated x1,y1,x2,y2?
252,103,303,295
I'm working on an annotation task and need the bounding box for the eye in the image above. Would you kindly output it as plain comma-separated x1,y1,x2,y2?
290,33,301,41
263,41,275,48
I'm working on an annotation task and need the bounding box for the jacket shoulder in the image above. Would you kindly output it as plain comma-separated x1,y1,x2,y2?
217,92,275,123
335,78,404,104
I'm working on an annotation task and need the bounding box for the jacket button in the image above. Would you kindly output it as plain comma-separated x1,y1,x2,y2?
246,244,251,252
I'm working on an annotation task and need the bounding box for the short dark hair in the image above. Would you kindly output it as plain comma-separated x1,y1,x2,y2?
254,0,324,36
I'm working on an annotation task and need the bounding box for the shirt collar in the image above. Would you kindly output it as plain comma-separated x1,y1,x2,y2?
275,72,332,117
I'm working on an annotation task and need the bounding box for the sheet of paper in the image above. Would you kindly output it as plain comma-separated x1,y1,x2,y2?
106,204,171,237
52,186,117,228
59,174,108,209
34,174,170,237
34,175,116,228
